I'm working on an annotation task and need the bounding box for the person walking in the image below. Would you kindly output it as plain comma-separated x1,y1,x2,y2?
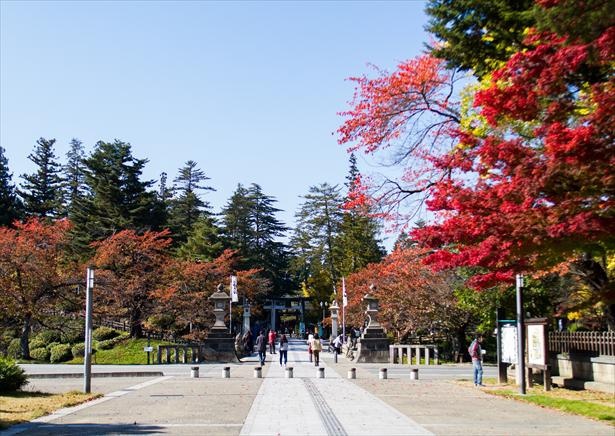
312,333,322,366
307,331,314,362
279,334,288,366
255,330,267,366
268,329,277,354
469,334,484,387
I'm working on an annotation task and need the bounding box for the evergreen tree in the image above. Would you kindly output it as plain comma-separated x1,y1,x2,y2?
61,138,86,217
176,215,223,262
337,154,385,275
219,183,290,294
247,183,289,294
69,140,165,255
290,183,344,299
167,161,214,244
220,183,253,256
19,137,63,218
0,146,23,227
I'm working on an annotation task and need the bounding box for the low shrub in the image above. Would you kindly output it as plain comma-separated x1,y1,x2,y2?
30,347,50,362
46,341,61,351
7,338,22,359
71,343,85,358
61,327,85,344
92,327,120,342
35,330,62,347
0,357,28,392
29,337,47,350
96,332,128,350
49,344,72,363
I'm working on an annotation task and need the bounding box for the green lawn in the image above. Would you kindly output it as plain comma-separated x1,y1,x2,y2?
485,384,615,424
68,338,171,365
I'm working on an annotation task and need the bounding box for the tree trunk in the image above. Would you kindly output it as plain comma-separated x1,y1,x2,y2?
130,308,143,338
454,323,468,363
20,313,32,360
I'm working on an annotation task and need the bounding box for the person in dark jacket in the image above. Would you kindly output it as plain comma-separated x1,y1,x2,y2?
255,330,267,365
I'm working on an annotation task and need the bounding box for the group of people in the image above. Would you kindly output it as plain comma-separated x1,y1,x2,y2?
254,329,289,366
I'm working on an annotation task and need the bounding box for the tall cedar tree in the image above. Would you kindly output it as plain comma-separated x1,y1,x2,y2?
291,183,344,301
220,184,289,295
61,138,86,217
425,0,535,77
338,154,385,276
0,219,73,359
19,138,64,219
176,215,223,262
0,146,23,227
168,160,215,244
248,184,289,295
69,140,165,256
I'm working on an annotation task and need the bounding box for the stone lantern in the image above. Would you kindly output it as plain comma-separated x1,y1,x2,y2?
204,284,239,362
330,300,339,338
208,284,230,331
354,284,388,363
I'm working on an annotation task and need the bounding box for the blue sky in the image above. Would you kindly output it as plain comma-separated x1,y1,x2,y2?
1,0,429,250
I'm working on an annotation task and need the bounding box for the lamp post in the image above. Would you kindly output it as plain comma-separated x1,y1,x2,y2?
320,301,328,337
83,267,94,393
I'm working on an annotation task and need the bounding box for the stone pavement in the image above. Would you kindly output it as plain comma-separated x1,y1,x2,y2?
6,339,614,435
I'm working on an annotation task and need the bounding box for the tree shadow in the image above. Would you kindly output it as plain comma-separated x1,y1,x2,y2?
4,422,166,435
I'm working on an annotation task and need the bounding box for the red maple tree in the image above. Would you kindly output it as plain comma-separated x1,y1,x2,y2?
0,218,75,358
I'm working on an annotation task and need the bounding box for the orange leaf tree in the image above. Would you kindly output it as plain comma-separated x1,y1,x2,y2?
0,218,75,358
343,247,468,344
91,229,173,338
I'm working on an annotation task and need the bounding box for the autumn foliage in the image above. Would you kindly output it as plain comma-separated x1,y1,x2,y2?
343,247,465,343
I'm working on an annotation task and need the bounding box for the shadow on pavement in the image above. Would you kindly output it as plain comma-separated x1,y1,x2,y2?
12,422,165,435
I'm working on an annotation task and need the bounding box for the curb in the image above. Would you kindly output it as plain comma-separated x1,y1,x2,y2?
27,371,164,379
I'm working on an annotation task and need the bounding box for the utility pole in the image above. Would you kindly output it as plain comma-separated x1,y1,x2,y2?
516,274,526,395
84,267,94,393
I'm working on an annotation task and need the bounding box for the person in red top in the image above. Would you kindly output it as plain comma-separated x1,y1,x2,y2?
268,329,277,354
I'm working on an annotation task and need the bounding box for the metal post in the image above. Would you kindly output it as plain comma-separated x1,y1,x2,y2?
516,274,526,395
496,308,507,383
83,267,94,393
147,333,151,365
229,300,232,334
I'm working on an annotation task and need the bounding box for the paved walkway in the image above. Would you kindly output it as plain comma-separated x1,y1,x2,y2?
6,339,614,435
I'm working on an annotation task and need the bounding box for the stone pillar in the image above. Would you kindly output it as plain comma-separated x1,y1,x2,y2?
243,301,251,334
330,300,339,338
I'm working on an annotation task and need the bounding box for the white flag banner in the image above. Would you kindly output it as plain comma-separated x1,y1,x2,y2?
342,277,348,307
230,275,238,302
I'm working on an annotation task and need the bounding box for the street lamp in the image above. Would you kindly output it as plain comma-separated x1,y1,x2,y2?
320,301,328,322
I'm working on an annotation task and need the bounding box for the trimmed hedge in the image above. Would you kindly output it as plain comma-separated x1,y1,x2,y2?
29,337,47,350
96,332,129,350
61,328,85,344
35,330,62,346
71,343,85,358
0,357,28,392
49,344,72,363
30,347,50,362
92,327,120,342
46,341,61,351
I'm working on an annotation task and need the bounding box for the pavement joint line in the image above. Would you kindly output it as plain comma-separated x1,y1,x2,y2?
303,378,348,436
2,376,172,436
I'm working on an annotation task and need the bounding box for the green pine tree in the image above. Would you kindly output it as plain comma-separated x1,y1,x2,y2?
19,137,64,218
0,146,23,226
69,140,165,256
176,215,223,261
61,138,87,217
167,160,215,244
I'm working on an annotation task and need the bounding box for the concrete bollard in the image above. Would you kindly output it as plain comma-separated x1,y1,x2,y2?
285,367,294,379
191,366,199,378
223,366,230,378
347,368,356,379
379,368,388,380
410,368,419,380
318,367,325,379
254,366,262,378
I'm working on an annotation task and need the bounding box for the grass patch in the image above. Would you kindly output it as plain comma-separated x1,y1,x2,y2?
68,338,171,365
482,383,615,424
0,390,101,429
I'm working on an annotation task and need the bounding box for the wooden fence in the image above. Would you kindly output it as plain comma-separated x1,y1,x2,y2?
548,331,615,356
